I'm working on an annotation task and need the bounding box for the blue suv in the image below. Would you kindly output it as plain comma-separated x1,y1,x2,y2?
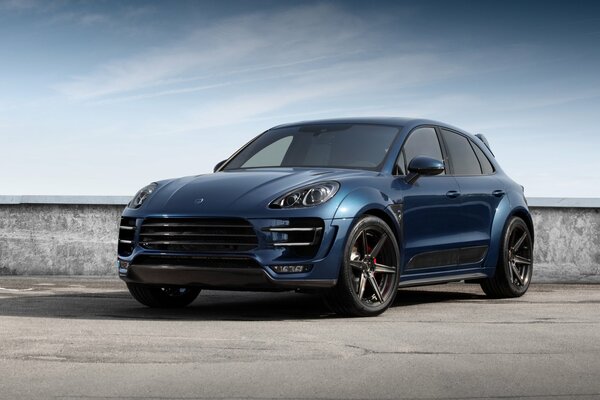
118,118,534,317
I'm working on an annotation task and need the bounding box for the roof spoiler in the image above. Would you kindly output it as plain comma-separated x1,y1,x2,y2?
475,133,495,157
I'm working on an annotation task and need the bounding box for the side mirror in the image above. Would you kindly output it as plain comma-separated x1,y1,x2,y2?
405,156,444,184
213,160,226,172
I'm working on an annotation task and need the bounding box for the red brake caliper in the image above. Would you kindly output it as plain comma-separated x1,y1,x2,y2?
366,245,376,269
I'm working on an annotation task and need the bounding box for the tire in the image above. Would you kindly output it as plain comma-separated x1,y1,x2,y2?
481,216,533,298
127,283,201,308
325,215,400,317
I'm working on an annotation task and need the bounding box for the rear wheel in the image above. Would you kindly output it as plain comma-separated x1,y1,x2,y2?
127,283,200,308
481,216,533,298
325,215,400,317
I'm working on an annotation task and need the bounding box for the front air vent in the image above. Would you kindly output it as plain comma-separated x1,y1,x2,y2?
118,217,137,256
263,218,324,258
133,255,261,269
139,218,258,253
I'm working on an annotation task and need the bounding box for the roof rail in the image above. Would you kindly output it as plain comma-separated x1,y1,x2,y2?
475,133,494,157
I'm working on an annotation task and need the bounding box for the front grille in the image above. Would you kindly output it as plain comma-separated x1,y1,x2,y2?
133,255,260,269
139,218,258,252
118,217,136,256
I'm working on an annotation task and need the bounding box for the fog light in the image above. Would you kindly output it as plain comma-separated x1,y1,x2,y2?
117,260,130,275
271,264,313,274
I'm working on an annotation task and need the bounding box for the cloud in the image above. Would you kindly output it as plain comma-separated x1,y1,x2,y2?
53,4,372,100
0,0,38,10
54,2,536,113
125,55,474,138
48,3,566,137
53,2,486,136
46,3,550,138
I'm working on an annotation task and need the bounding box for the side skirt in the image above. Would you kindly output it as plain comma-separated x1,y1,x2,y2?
398,272,487,288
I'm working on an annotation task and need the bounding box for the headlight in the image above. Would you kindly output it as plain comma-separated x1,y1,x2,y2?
271,182,339,208
128,183,157,209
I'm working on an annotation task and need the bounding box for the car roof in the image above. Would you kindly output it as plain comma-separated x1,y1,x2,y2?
270,117,470,135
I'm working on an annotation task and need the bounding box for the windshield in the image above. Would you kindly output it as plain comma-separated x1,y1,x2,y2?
223,124,401,171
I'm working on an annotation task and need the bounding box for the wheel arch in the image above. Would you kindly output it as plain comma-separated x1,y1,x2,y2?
485,201,534,273
361,208,401,245
333,187,401,244
510,207,535,243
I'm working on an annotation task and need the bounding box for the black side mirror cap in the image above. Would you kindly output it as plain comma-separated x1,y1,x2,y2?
405,156,445,184
213,160,226,172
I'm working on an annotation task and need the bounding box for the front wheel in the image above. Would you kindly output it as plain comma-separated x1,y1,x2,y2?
325,215,400,317
481,216,533,298
127,283,200,308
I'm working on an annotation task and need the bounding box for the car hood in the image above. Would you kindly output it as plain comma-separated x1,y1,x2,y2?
139,168,377,217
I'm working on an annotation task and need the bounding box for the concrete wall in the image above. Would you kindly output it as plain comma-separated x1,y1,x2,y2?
531,207,600,282
0,196,598,282
0,204,123,275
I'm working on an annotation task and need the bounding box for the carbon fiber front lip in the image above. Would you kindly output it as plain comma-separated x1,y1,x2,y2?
120,264,336,290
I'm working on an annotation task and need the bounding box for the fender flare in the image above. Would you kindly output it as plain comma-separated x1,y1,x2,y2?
485,201,534,272
333,187,402,242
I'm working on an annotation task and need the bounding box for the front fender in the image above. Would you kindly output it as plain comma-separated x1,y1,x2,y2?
333,187,395,220
332,186,402,241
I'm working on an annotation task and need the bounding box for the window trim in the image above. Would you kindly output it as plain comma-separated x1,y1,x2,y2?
437,127,497,177
470,138,496,175
392,124,448,177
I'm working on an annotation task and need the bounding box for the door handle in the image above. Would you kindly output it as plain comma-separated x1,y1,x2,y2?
446,190,461,199
492,190,506,197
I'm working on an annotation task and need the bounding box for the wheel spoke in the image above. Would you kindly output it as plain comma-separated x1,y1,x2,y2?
349,261,364,270
511,264,524,285
513,255,532,265
357,273,367,299
370,233,388,257
361,231,368,256
507,260,515,283
512,232,527,252
374,263,396,274
367,274,384,303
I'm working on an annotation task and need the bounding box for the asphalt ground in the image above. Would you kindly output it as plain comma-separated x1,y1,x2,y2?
0,277,599,400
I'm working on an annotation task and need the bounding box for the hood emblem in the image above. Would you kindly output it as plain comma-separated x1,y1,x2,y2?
194,198,204,205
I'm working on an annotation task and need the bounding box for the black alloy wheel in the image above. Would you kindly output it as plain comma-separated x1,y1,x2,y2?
127,283,201,308
481,216,533,298
325,215,400,317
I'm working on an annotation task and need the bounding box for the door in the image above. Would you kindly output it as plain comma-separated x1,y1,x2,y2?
439,128,504,266
392,127,463,273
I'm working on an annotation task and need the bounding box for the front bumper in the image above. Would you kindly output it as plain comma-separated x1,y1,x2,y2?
120,263,336,290
117,216,355,290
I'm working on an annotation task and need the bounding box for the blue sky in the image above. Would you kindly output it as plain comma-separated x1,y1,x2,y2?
1,0,599,197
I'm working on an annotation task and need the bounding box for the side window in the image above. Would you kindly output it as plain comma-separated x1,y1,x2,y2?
441,129,482,175
398,127,445,175
471,142,495,174
241,136,293,168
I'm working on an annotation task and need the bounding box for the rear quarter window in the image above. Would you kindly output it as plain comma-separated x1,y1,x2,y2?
440,129,482,175
471,142,495,174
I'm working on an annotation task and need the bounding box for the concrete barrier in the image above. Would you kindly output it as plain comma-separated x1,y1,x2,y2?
0,196,598,282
